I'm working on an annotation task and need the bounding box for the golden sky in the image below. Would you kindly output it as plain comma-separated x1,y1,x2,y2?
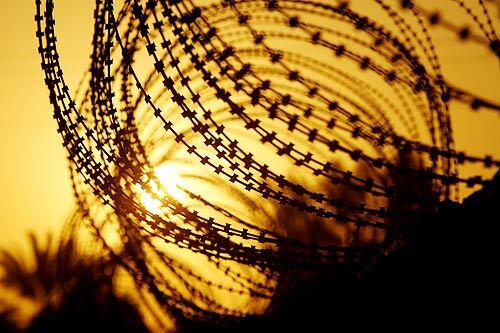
0,1,499,250
0,1,94,248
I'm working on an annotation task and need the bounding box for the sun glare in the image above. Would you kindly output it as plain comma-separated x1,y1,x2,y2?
138,165,187,214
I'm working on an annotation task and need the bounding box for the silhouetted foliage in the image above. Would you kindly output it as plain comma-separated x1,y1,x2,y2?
0,233,148,333
176,172,499,331
0,306,19,333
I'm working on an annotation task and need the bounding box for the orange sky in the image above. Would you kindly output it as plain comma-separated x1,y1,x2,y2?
0,1,499,250
0,1,94,248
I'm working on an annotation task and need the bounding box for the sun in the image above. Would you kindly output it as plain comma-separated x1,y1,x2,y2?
137,164,187,214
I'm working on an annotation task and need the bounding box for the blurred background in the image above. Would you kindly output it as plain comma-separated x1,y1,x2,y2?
1,2,499,252
0,1,499,330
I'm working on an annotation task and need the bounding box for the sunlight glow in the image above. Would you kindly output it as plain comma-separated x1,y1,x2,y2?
138,165,187,214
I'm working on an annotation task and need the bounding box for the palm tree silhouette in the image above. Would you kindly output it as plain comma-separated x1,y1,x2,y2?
0,229,148,332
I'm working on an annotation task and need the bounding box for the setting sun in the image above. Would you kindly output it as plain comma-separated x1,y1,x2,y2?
137,165,187,214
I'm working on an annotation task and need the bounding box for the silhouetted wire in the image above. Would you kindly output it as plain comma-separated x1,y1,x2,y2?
36,0,499,325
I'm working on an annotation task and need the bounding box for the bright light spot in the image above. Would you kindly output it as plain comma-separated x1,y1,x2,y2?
139,189,162,214
155,164,186,201
137,164,187,214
